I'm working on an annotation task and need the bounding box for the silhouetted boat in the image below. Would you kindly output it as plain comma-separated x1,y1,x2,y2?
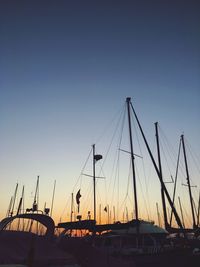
57,97,200,266
0,213,80,267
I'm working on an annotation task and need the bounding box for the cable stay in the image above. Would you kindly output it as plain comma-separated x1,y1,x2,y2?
119,148,143,158
181,134,197,229
170,137,181,227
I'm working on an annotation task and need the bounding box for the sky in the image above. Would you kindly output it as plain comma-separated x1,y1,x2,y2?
0,0,200,227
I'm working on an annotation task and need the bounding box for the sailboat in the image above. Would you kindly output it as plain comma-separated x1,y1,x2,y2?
155,124,200,235
0,177,80,267
57,97,200,266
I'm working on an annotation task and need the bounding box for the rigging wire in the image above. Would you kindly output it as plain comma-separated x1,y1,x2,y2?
158,126,186,180
103,103,126,221
130,109,151,220
170,138,181,226
185,138,200,174
60,148,93,220
157,125,196,225
95,103,125,145
182,138,199,207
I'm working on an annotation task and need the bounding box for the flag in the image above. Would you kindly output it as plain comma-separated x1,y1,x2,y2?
94,154,103,162
104,206,107,212
76,189,81,213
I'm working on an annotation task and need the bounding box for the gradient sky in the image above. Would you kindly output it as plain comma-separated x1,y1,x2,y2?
0,0,199,226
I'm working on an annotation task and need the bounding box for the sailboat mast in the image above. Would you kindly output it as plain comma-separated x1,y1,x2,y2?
93,144,96,222
181,134,196,228
155,122,168,229
126,97,139,222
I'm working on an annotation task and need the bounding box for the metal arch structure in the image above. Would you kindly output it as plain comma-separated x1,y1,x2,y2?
0,213,55,239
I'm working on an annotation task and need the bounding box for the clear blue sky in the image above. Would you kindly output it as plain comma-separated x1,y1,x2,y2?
0,0,199,225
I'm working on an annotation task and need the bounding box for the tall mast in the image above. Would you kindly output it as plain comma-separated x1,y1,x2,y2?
155,122,168,229
181,134,196,228
93,144,96,222
126,97,139,222
92,144,103,222
130,101,183,229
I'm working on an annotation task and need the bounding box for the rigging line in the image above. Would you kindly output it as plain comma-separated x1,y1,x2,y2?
119,193,129,214
107,147,119,202
130,102,183,229
118,159,132,216
127,110,149,220
110,156,120,214
158,126,177,175
141,137,156,220
159,141,173,178
130,110,151,218
96,188,103,211
72,147,93,193
127,194,134,209
95,102,125,145
116,104,127,218
160,137,177,173
135,163,150,220
95,159,107,193
59,147,92,220
174,144,189,180
103,174,108,219
107,104,126,210
170,138,181,226
82,186,93,216
60,194,71,219
95,162,107,207
181,203,191,227
125,157,132,198
184,137,200,175
193,198,198,218
158,126,188,180
158,125,178,163
158,126,188,182
92,158,109,217
181,136,199,222
101,103,126,193
119,160,131,210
